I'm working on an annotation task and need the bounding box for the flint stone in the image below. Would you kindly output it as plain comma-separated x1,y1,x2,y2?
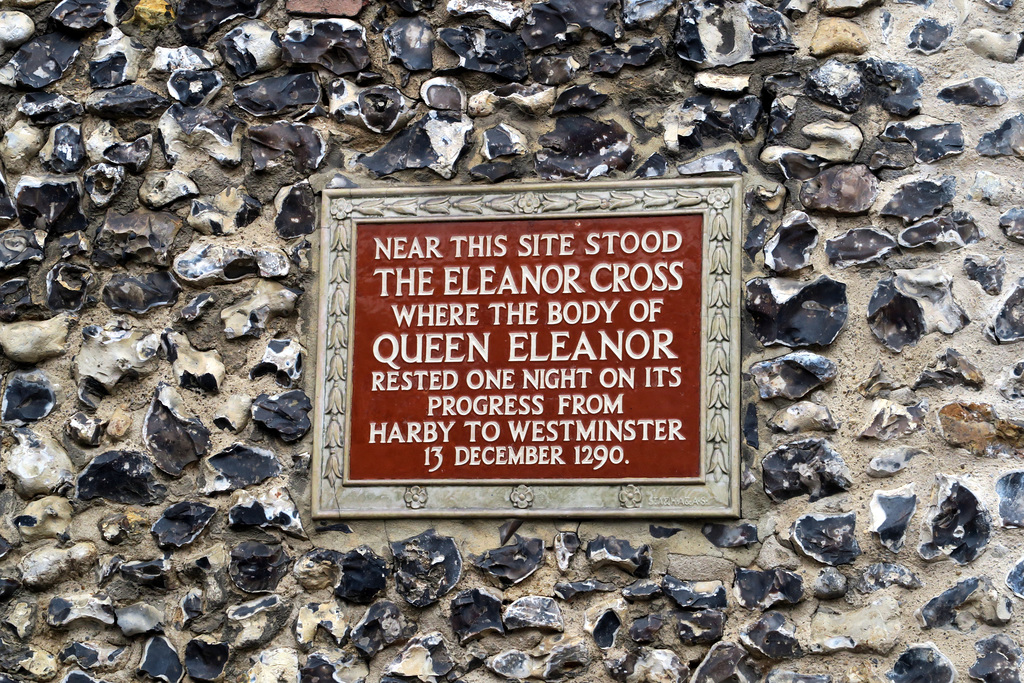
919,474,992,564
474,535,544,586
938,402,1024,458
826,228,897,268
662,576,727,609
229,486,305,538
869,484,917,552
792,512,861,565
997,472,1024,527
281,19,369,75
450,588,503,642
361,111,472,180
19,93,82,125
383,17,433,71
806,59,863,112
555,579,616,600
888,644,955,683
103,272,180,315
391,530,462,607
859,58,923,116
677,609,725,645
814,567,847,600
176,0,264,45
764,211,817,274
0,33,81,89
229,541,289,594
183,639,228,682
587,535,651,577
857,562,922,593
674,0,794,68
351,601,417,657
439,27,526,81
521,0,621,49
808,595,900,654
144,383,210,476
504,596,563,631
219,21,281,77
702,522,758,548
883,118,963,163
234,73,320,118
799,164,877,214
16,176,86,235
734,568,803,610
762,438,851,502
203,443,281,493
898,212,978,251
746,276,848,347
151,501,215,548
867,267,968,352
690,642,758,683
77,451,166,505
741,611,802,659
969,635,1023,683
938,77,1008,106
750,352,837,399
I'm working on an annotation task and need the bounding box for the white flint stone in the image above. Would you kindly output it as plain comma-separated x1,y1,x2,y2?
0,315,70,363
150,46,221,72
446,0,524,28
93,29,145,83
76,322,161,391
173,243,289,283
221,280,299,339
18,496,72,541
7,428,75,499
0,121,45,174
139,170,199,209
807,595,901,654
468,84,555,117
0,12,34,51
966,29,1022,63
19,542,97,590
693,72,751,93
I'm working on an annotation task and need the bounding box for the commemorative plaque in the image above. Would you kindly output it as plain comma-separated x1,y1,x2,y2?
314,179,742,518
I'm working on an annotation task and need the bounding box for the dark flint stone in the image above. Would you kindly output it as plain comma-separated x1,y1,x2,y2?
767,673,831,683
591,606,621,649
3,34,81,89
868,270,968,352
964,254,1005,295
869,149,907,171
997,471,1024,527
702,522,758,548
724,95,762,141
749,352,835,401
60,232,90,259
450,588,503,642
536,116,633,180
883,121,963,163
228,493,303,537
743,403,759,448
745,276,848,347
162,332,221,394
46,263,94,312
1008,557,1024,598
989,279,1024,343
806,60,863,112
677,609,725,645
334,546,389,603
2,370,56,424
635,153,667,178
251,390,311,442
176,0,263,45
888,644,955,683
59,641,125,669
234,73,320,117
251,122,325,172
120,558,169,588
744,218,768,261
42,124,85,174
275,181,316,239
385,0,433,13
691,641,759,683
103,272,181,314
351,601,417,657
552,84,607,113
791,512,861,565
871,488,917,552
919,477,991,565
69,411,104,447
629,613,664,643
302,652,365,683
622,579,661,601
18,93,83,125
0,278,33,322
970,635,1023,683
554,579,616,600
677,150,747,175
0,175,17,224
183,640,228,682
762,438,850,503
907,18,951,54
978,114,1024,157
391,529,462,607
85,164,125,207
140,636,184,683
522,0,620,49
1001,208,1024,243
77,451,166,505
229,541,289,593
763,211,816,274
624,0,673,27
219,22,282,78
587,535,651,577
438,27,527,81
473,535,544,586
282,19,370,75
168,70,224,107
913,348,984,390
918,576,986,629
662,576,727,609
674,0,794,68
531,53,579,85
51,0,126,30
898,212,978,250
482,126,524,159
0,230,45,272
858,59,923,117
741,611,802,659
649,525,681,539
250,339,304,387
589,39,663,75
774,152,828,181
16,176,86,234
813,567,847,600
86,86,169,119
360,111,471,178
880,175,956,224
420,79,464,111
151,501,215,549
144,383,210,476
826,227,897,268
384,17,433,71
799,165,877,214
205,443,280,492
733,567,803,610
102,136,152,174
938,77,1008,106
767,95,796,141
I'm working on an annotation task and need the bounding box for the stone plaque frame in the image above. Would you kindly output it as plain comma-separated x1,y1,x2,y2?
313,178,743,519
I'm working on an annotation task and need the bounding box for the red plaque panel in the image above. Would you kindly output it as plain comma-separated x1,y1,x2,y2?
346,214,704,483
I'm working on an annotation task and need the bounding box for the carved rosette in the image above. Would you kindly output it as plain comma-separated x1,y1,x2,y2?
316,180,740,517
510,484,535,509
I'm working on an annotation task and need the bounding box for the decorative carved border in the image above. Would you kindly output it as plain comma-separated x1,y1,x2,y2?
313,178,743,518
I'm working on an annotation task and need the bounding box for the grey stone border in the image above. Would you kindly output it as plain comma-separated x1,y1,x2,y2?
313,178,743,518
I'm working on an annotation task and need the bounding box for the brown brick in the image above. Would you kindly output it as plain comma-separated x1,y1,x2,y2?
286,0,365,16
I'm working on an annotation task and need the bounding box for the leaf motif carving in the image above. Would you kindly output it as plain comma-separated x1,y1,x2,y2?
422,197,450,214
486,196,517,212
539,194,572,212
709,312,729,341
576,193,605,211
352,199,385,216
673,191,702,207
452,197,483,213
